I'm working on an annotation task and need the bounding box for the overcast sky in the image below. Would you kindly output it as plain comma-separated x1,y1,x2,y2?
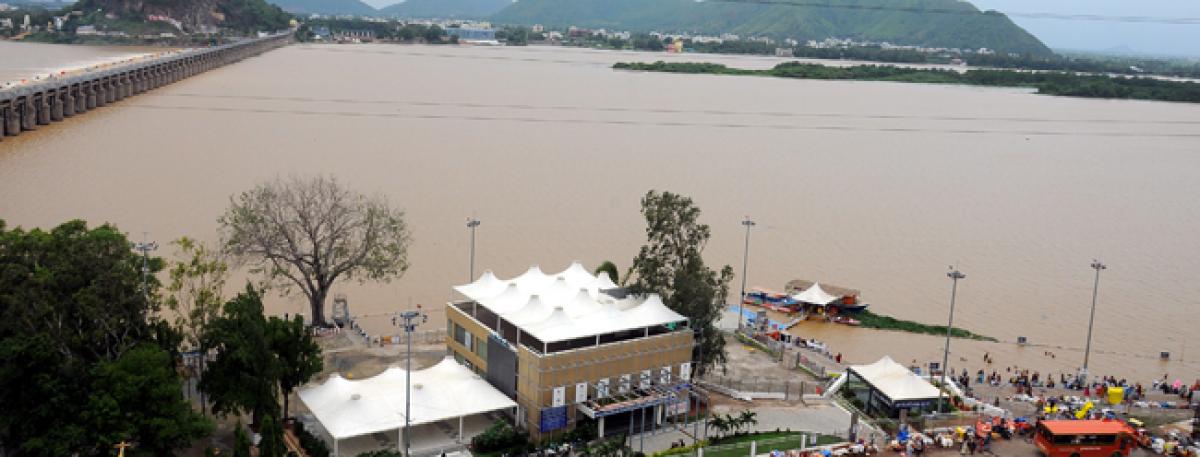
967,0,1199,56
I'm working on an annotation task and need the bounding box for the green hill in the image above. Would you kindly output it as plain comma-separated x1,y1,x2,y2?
491,0,1052,57
268,0,377,16
380,0,511,19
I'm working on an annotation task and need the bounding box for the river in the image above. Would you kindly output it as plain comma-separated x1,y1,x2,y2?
0,40,171,87
0,42,1197,383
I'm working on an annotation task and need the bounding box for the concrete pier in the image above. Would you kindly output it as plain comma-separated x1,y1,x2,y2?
0,33,290,140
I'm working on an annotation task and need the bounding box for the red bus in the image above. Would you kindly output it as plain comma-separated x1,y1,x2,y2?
1035,420,1138,457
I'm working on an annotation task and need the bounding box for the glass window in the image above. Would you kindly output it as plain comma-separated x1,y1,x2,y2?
474,336,487,359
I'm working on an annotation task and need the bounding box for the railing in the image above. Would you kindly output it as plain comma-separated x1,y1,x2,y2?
698,375,818,400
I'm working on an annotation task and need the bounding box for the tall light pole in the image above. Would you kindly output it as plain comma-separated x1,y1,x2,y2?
133,234,158,300
738,216,755,330
467,217,481,281
938,268,966,414
394,307,427,456
1081,260,1106,385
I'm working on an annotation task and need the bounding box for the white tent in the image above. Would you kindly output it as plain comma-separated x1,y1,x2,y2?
847,356,940,402
298,357,518,453
452,263,686,346
791,282,841,305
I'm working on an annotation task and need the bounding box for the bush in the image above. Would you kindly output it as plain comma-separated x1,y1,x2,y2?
471,420,528,454
294,422,331,457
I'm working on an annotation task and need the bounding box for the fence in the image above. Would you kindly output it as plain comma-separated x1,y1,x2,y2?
698,375,819,401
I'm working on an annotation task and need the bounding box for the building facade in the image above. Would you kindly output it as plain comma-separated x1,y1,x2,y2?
445,263,696,441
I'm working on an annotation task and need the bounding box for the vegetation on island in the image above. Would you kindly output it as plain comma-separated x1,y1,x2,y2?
626,190,734,375
856,310,995,341
295,19,459,44
613,61,1200,104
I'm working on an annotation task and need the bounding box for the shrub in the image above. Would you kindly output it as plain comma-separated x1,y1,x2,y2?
471,420,528,453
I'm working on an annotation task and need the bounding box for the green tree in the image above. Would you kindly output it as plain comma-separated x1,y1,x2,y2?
200,285,280,426
424,24,445,43
218,175,411,327
0,220,206,456
86,344,213,455
268,314,323,419
737,410,757,433
626,191,734,375
233,422,252,457
258,414,287,457
166,237,229,351
594,260,619,284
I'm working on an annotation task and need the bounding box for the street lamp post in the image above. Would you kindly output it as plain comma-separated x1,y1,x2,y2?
133,235,158,299
1081,260,1106,385
738,217,756,330
394,307,428,456
467,218,481,281
938,268,966,414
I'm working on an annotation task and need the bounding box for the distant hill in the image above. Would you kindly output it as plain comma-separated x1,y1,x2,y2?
379,0,510,19
267,0,377,16
491,0,1052,57
73,0,292,33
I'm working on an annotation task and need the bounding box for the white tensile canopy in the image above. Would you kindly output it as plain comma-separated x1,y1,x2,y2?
453,262,687,344
298,357,517,441
848,356,940,402
791,282,841,305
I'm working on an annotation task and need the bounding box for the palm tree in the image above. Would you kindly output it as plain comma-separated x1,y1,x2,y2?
738,410,758,434
706,415,729,439
725,413,742,435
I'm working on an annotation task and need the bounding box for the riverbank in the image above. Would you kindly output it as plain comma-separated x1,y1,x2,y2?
613,61,1200,103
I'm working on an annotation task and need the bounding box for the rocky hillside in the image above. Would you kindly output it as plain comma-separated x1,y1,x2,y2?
73,0,292,33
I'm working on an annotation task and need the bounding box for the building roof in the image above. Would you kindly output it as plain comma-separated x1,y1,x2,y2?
1038,420,1135,435
453,262,687,344
785,279,860,298
297,357,518,440
791,282,841,305
848,356,941,402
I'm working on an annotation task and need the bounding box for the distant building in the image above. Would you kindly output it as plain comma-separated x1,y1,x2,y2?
774,47,794,57
0,18,13,29
531,24,543,33
447,27,496,43
75,24,97,35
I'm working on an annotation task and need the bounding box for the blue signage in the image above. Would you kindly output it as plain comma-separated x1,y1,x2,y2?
539,406,568,432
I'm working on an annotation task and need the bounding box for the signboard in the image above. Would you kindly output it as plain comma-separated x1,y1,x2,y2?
539,406,568,432
640,370,652,389
619,374,631,393
660,366,671,385
575,382,588,403
665,397,690,417
680,362,692,381
597,378,610,398
552,386,566,407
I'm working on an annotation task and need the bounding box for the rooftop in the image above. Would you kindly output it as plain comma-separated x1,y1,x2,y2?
452,262,689,350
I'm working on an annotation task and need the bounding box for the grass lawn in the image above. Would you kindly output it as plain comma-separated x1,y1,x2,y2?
702,431,843,457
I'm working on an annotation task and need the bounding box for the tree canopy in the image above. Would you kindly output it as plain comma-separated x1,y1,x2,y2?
200,285,281,425
625,191,733,375
218,175,411,326
0,219,209,456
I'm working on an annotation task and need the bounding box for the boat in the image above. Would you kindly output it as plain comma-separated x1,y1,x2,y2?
832,316,860,326
832,302,870,313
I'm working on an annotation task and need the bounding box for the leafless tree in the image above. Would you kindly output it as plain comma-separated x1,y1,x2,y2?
218,175,411,326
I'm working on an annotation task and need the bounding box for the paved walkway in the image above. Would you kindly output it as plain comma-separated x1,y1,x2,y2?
631,404,855,453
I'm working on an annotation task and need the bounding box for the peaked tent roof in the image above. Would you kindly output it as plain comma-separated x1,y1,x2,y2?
848,356,941,402
792,282,841,305
297,357,517,440
453,263,686,344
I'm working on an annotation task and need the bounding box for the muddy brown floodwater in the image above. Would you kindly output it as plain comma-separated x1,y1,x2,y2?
1,43,1197,383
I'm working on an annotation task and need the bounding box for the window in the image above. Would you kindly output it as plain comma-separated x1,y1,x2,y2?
453,323,467,346
474,336,488,359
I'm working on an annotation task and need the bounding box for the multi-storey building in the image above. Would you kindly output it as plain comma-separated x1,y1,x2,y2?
445,262,696,441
